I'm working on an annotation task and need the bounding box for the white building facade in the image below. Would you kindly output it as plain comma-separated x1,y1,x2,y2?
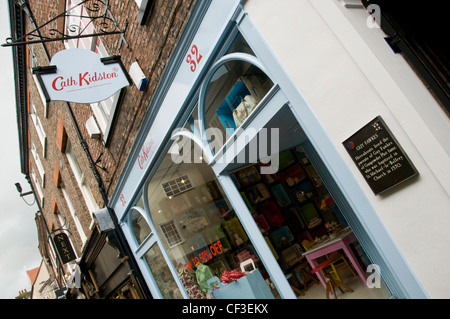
109,0,450,299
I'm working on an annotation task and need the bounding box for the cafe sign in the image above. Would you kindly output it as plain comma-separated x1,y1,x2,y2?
53,232,76,264
33,48,131,104
343,116,419,195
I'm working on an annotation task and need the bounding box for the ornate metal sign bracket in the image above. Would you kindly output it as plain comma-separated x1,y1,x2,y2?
2,0,128,51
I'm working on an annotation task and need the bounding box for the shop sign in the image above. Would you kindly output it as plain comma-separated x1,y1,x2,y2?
343,116,419,195
33,48,130,104
184,240,224,272
53,232,76,264
137,136,155,170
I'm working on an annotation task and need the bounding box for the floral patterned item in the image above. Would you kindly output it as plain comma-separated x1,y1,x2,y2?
176,264,208,299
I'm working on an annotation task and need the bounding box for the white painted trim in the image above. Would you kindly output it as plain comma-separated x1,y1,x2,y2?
217,174,296,299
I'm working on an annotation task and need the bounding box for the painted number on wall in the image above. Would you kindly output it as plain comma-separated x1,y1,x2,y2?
186,44,202,72
120,194,126,206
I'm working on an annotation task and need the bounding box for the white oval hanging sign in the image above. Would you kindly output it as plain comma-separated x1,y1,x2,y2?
33,48,131,104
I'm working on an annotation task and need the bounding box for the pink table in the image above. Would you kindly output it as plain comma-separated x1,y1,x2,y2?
302,229,368,288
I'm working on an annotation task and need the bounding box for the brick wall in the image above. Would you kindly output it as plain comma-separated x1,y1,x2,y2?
25,0,196,254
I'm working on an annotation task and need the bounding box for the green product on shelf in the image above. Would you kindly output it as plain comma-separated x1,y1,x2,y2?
278,150,296,171
206,225,231,249
240,192,254,212
299,203,322,229
224,217,248,245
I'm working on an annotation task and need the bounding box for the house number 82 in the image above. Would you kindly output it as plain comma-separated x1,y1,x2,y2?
186,44,202,72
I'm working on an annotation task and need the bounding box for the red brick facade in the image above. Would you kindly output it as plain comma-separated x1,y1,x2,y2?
24,0,196,256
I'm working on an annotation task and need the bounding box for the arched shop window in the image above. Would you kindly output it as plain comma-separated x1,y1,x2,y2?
172,33,274,164
200,56,273,141
144,151,280,299
127,206,182,299
137,32,283,299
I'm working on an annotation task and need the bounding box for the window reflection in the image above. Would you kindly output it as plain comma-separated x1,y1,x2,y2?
204,61,273,137
146,152,277,299
143,244,182,299
142,31,278,299
136,196,145,209
130,209,151,246
185,33,274,150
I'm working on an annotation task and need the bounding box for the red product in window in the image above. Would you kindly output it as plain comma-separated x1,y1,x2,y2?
221,269,247,283
260,200,285,227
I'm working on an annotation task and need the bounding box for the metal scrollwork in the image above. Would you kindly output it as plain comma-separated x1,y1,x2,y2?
2,0,128,50
84,0,103,12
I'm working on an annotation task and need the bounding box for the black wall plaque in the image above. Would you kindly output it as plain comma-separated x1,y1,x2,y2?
343,116,418,195
53,232,76,264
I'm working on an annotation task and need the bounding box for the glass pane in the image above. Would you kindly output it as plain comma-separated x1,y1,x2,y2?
130,209,151,246
146,152,278,299
225,32,255,56
136,195,145,210
204,60,273,142
143,244,182,299
182,32,274,154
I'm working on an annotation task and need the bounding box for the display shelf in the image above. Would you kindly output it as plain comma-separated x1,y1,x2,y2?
230,145,344,278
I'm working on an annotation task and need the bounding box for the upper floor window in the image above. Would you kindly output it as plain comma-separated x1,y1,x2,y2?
362,0,449,112
31,168,44,207
61,185,88,244
64,0,97,50
30,103,47,158
133,0,153,25
29,45,49,114
65,139,99,219
31,141,45,188
64,0,123,145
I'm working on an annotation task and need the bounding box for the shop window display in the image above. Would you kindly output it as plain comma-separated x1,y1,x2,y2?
143,244,183,299
145,153,279,299
141,143,367,299
137,33,289,299
204,61,273,135
128,207,182,299
134,30,371,299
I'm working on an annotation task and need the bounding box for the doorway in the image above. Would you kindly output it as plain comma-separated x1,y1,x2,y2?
217,104,392,299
